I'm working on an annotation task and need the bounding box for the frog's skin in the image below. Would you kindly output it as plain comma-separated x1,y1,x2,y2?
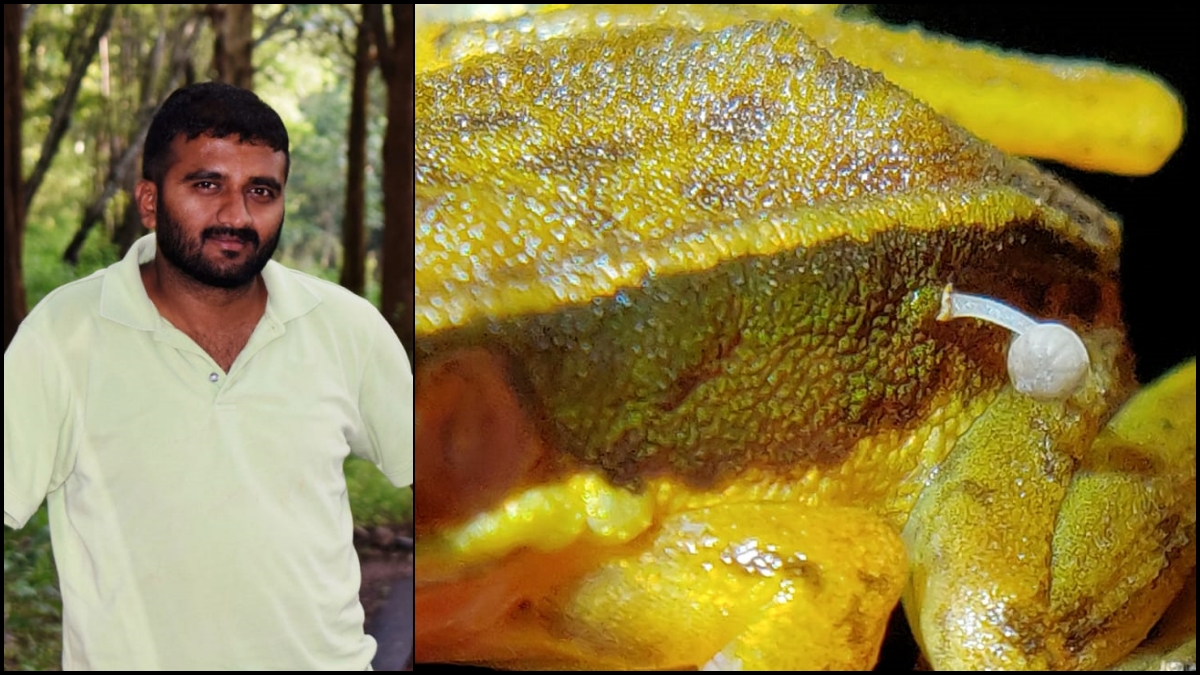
414,5,1196,670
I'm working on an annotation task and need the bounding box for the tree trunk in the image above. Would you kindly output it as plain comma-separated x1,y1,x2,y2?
4,2,27,349
113,173,145,255
340,10,372,296
366,3,415,361
209,3,254,89
394,4,415,360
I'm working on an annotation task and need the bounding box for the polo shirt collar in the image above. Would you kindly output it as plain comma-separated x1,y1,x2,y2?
100,233,320,330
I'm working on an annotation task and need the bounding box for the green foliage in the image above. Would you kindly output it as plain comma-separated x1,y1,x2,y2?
3,508,62,672
23,209,120,310
21,4,388,310
346,457,415,527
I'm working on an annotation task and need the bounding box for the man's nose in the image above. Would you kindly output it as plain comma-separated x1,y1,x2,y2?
215,190,254,229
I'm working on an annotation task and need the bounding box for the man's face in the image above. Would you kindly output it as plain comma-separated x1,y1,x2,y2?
138,134,287,289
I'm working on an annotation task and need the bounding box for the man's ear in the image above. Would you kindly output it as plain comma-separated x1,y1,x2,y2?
134,179,158,230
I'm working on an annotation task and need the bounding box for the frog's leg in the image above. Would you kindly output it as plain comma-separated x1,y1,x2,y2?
557,502,909,670
903,360,1196,670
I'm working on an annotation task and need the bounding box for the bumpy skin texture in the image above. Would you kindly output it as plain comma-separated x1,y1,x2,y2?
415,5,1196,670
416,4,1183,176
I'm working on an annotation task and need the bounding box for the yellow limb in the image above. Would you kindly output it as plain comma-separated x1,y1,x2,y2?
794,10,1184,176
416,4,1184,175
560,503,908,669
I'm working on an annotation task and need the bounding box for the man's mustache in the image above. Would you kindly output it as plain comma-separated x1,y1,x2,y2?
202,227,259,246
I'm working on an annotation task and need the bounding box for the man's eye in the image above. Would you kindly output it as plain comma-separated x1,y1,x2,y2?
195,181,218,190
250,187,277,199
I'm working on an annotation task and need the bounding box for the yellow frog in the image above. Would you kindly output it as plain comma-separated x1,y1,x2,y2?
414,5,1196,670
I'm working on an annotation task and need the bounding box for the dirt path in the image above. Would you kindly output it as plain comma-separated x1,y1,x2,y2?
357,521,414,671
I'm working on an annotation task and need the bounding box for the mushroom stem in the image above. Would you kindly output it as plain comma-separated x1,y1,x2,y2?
938,284,1090,401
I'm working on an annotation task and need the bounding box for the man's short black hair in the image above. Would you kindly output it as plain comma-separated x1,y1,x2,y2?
142,81,290,185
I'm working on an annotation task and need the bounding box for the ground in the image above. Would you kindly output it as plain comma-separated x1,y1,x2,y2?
358,520,415,671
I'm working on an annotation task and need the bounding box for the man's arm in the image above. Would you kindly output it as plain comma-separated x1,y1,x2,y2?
354,310,414,488
4,321,76,529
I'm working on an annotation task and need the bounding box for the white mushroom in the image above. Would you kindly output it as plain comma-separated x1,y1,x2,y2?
938,284,1089,401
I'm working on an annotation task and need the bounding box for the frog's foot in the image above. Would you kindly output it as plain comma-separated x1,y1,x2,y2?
903,360,1196,670
559,503,908,670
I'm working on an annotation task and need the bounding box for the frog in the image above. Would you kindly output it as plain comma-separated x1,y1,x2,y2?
413,5,1196,670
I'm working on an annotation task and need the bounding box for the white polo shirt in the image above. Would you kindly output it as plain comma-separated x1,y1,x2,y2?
4,233,414,670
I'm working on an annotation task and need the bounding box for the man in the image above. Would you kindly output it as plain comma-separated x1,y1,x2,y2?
3,81,413,670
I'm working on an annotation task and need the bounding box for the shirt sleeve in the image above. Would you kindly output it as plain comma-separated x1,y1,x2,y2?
4,321,78,530
353,310,414,488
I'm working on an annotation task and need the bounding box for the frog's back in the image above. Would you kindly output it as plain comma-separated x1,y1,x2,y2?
416,18,1131,524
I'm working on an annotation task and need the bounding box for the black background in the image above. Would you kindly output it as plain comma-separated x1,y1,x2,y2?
415,6,1196,671
870,5,1196,385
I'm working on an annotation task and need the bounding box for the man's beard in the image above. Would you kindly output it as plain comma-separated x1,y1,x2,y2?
154,196,282,289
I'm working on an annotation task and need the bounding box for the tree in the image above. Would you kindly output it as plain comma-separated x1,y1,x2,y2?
208,3,254,89
365,4,414,360
340,6,373,296
4,2,26,350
